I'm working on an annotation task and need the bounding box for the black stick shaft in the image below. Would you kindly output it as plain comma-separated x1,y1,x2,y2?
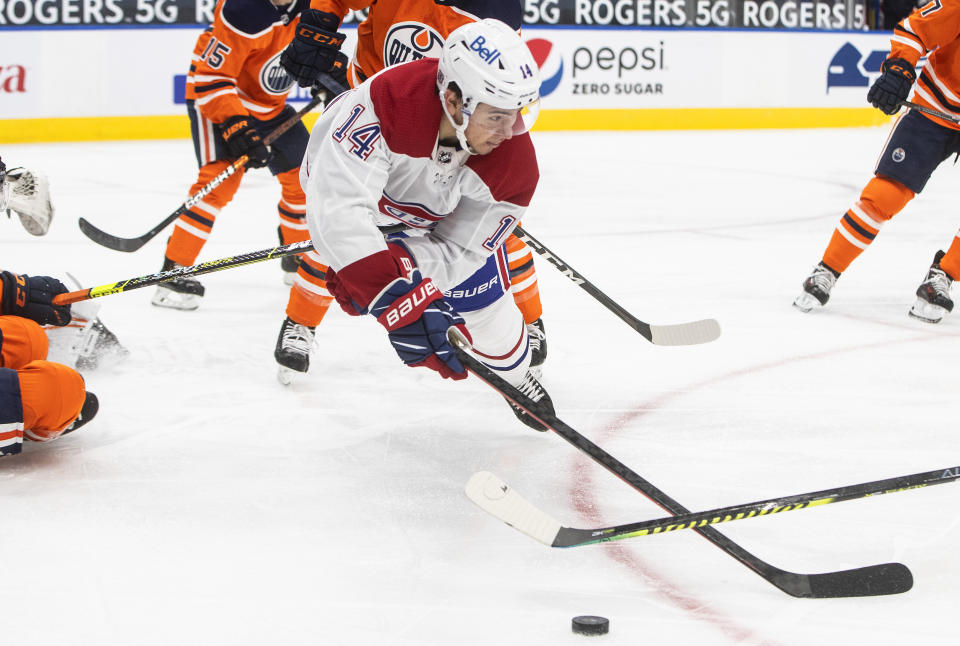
511,225,655,340
449,331,912,598
901,100,960,123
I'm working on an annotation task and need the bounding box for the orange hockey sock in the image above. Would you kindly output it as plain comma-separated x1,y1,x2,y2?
165,161,245,267
276,168,309,244
17,359,85,438
822,176,914,273
286,254,333,327
505,232,543,324
938,232,960,280
0,316,48,369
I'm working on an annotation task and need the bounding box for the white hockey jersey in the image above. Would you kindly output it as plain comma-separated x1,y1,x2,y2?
301,57,538,303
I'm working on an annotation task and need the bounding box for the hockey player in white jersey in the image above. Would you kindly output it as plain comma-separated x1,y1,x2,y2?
301,19,551,429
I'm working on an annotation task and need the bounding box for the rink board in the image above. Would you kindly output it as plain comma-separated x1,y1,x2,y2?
0,27,894,141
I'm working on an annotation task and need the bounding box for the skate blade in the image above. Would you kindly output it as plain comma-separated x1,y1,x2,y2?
908,298,946,324
277,366,300,386
792,292,823,313
151,290,201,311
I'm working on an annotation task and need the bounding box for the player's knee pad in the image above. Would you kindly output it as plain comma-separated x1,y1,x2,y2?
859,175,915,223
0,315,49,369
17,359,85,438
460,295,530,387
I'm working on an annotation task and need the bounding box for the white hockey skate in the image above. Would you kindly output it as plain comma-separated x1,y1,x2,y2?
281,254,300,286
151,258,205,311
793,262,840,312
278,226,301,286
274,317,316,385
908,250,954,324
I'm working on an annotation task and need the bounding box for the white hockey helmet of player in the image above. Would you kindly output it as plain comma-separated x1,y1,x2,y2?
436,18,541,152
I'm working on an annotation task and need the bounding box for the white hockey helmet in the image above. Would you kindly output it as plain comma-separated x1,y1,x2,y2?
436,19,541,151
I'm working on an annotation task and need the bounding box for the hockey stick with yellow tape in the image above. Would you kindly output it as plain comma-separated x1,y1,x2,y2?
466,466,958,548
449,328,913,598
52,240,314,305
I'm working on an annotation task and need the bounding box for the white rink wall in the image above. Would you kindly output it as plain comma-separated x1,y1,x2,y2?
0,25,896,139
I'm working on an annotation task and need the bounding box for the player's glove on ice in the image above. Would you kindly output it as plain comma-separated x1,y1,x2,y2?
0,271,71,326
867,58,917,115
369,270,471,380
281,10,346,88
219,115,270,168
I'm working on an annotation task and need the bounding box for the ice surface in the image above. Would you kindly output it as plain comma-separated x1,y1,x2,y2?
1,127,957,646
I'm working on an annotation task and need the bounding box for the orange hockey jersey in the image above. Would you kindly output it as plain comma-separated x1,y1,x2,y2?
309,0,521,84
889,0,960,130
186,0,310,124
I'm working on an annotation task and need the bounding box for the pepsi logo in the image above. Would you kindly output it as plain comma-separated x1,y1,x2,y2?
526,38,562,97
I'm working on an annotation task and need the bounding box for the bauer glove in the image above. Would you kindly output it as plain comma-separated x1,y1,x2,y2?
219,115,270,168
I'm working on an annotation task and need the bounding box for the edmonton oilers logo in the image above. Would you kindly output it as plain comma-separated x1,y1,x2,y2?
383,23,444,67
260,52,295,95
892,147,906,163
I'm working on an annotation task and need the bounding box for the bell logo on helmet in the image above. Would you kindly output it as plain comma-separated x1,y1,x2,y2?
468,35,502,65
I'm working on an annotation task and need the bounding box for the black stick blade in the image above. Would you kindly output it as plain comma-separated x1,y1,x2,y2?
78,217,151,253
774,563,913,598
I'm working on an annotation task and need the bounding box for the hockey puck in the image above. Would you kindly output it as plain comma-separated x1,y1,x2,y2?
572,615,609,636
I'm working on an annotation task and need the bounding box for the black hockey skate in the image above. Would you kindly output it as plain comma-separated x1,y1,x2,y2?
152,257,205,311
275,316,316,385
61,391,99,436
527,318,547,370
793,262,840,312
507,371,555,432
909,250,954,324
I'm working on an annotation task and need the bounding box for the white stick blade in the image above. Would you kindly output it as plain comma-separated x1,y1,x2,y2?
650,319,721,346
465,471,561,546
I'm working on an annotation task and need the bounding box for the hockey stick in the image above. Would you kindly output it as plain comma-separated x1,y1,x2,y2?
900,100,960,124
54,224,409,305
466,466,959,549
52,240,314,305
448,330,912,598
511,226,720,346
78,73,347,253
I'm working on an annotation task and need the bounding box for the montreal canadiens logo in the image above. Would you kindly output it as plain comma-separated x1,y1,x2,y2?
260,52,295,95
525,38,562,97
384,23,445,67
